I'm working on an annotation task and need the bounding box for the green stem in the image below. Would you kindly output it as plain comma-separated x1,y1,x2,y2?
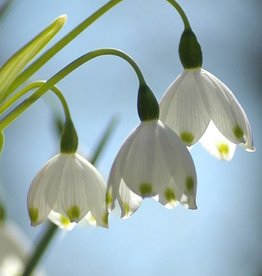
0,81,71,120
50,85,71,120
166,0,191,30
6,0,123,96
90,116,119,164
22,222,57,276
0,48,146,130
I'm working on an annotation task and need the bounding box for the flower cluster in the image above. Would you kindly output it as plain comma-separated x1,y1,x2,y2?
26,36,254,230
0,1,256,275
23,2,254,230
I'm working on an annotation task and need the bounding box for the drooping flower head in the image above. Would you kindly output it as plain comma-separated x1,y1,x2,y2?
107,83,197,218
27,119,108,228
159,28,254,160
27,153,108,227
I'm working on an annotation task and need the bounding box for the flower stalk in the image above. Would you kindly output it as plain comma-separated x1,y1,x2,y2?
0,48,146,130
166,0,191,30
21,222,57,276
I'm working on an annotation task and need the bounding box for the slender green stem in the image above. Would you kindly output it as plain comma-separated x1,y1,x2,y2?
166,0,191,30
90,116,119,164
22,222,57,276
0,201,5,223
51,85,71,120
0,81,71,120
0,48,146,130
6,0,123,96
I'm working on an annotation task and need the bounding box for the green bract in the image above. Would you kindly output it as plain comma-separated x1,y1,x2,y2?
179,29,202,69
137,83,159,121
0,15,66,102
60,119,78,154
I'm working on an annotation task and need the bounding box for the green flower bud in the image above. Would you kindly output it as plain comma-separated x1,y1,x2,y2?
137,83,159,121
179,29,203,69
60,119,78,153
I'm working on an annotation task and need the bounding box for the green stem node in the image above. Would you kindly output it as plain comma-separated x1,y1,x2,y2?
137,84,159,121
179,29,203,69
60,118,78,153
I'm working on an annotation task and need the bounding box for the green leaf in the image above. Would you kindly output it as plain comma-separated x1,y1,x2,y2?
90,116,119,165
0,130,4,153
0,15,66,102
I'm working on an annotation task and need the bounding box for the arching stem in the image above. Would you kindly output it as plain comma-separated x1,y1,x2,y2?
0,48,146,130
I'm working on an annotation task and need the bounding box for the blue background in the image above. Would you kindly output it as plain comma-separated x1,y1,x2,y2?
0,1,261,275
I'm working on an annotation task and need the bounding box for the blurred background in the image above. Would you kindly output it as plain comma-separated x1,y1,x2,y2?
0,0,261,275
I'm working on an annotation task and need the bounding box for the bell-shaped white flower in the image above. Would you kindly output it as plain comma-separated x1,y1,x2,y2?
159,68,255,160
106,119,197,218
27,153,108,228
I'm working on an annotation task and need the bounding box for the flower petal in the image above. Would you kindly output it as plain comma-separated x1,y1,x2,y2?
118,180,143,218
78,155,108,227
122,121,173,197
200,121,236,161
53,155,88,222
158,122,197,209
54,154,107,226
48,211,76,231
160,70,210,145
27,155,62,226
201,69,254,151
107,126,138,210
109,122,159,199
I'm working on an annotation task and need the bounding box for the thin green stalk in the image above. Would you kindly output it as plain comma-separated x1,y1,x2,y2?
6,0,123,97
0,48,146,130
90,116,119,164
166,0,191,30
0,81,71,120
22,222,57,276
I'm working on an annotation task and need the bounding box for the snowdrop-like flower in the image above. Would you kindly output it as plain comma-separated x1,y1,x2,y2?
160,68,254,160
159,29,254,160
107,119,197,218
27,153,108,228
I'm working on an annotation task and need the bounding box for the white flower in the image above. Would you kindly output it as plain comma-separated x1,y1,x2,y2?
159,68,255,160
27,153,108,228
106,120,197,218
